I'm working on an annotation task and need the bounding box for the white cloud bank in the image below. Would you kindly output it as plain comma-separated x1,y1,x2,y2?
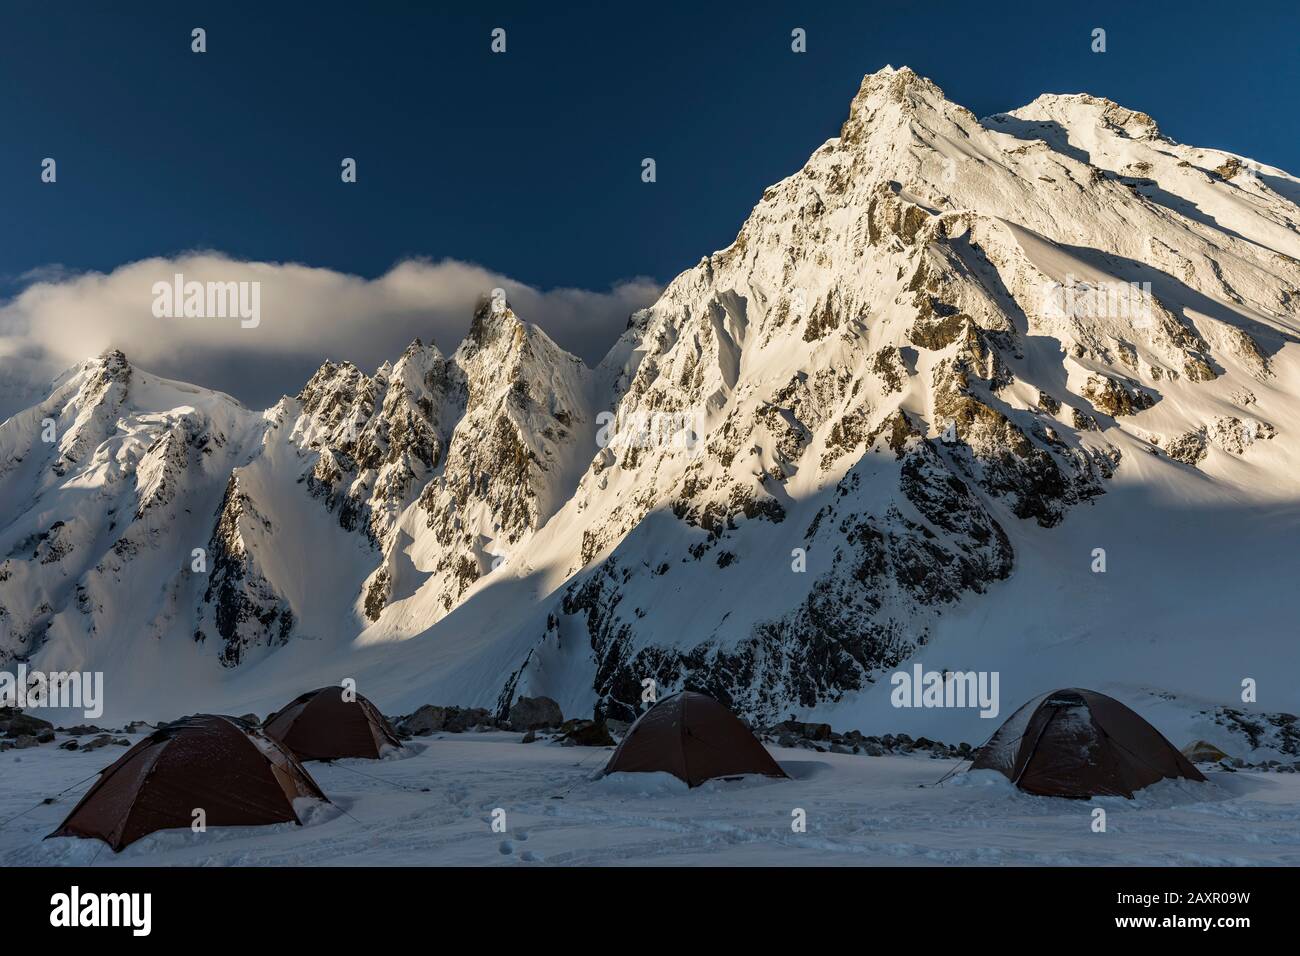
0,255,661,417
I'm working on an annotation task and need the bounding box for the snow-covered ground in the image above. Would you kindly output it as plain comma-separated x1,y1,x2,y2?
4,732,1297,866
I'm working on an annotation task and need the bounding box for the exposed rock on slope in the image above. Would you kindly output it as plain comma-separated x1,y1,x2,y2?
407,296,595,617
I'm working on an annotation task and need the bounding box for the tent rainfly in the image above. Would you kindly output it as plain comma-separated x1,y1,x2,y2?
263,686,403,761
603,691,787,788
969,688,1206,798
48,714,328,852
1181,739,1230,763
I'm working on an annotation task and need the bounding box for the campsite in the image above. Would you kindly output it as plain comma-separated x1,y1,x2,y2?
2,689,1298,866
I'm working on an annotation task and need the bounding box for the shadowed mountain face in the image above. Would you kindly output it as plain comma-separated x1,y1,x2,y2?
3,68,1299,726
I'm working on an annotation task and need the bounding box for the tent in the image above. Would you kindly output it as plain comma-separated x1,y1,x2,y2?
263,686,403,761
1182,739,1230,763
603,691,787,787
969,688,1206,798
48,714,328,852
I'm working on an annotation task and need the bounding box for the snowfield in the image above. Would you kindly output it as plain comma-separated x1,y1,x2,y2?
4,732,1298,866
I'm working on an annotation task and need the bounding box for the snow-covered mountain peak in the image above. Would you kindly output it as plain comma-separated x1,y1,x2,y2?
832,66,984,177
82,346,132,379
500,68,1300,721
844,65,958,122
456,293,587,392
1003,92,1164,142
462,291,525,350
4,70,1300,736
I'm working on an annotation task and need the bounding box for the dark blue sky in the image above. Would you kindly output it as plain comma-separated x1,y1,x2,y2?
3,0,1298,295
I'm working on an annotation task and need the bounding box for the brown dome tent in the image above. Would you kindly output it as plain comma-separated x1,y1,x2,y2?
263,686,402,761
1181,739,1230,763
603,691,788,787
48,714,328,852
969,688,1206,798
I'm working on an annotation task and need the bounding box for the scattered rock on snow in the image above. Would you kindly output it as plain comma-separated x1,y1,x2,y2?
58,724,106,737
562,718,615,747
759,721,972,760
397,705,447,736
507,696,563,731
0,707,54,739
394,704,507,736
